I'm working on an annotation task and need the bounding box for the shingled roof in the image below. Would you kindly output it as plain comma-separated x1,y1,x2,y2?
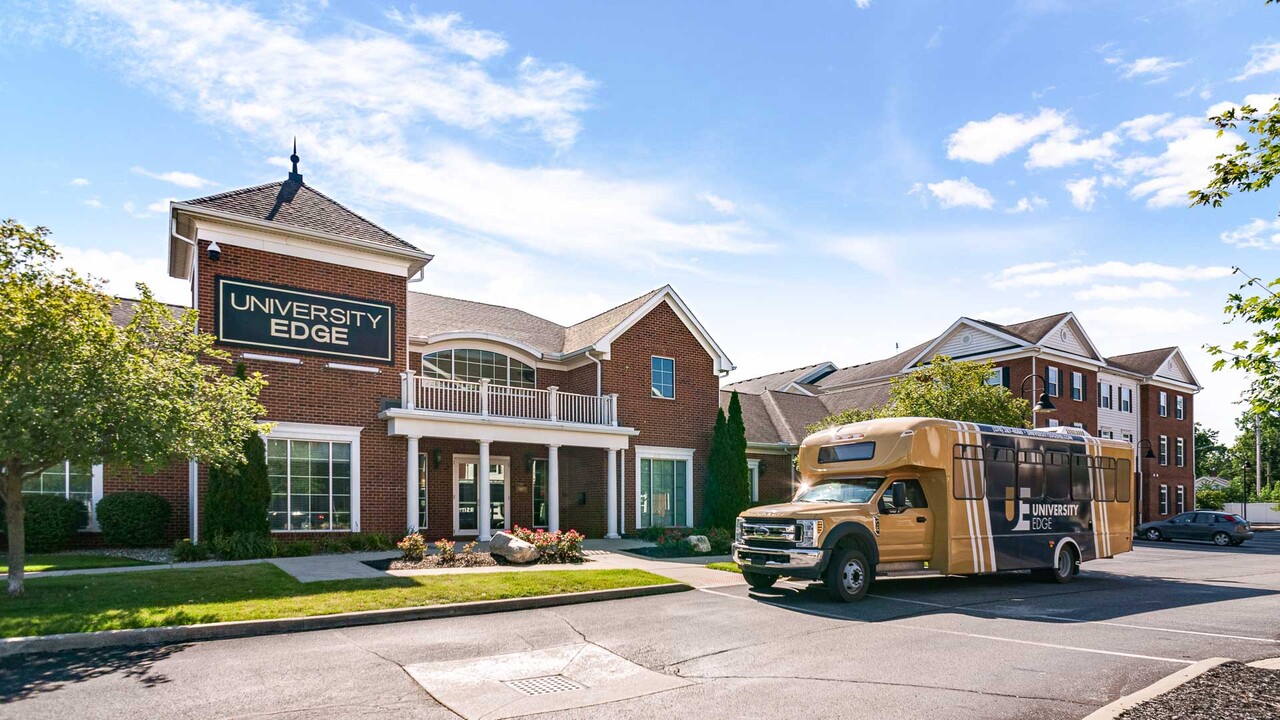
723,362,837,395
182,180,423,255
408,287,669,356
1106,347,1178,377
813,340,932,388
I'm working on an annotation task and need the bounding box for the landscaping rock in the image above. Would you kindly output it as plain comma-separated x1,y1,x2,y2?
686,535,712,553
490,532,541,564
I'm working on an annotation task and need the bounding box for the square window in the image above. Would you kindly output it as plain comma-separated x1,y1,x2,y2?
651,357,675,399
269,438,354,532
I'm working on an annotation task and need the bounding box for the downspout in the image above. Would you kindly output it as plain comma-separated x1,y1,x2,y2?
588,350,603,396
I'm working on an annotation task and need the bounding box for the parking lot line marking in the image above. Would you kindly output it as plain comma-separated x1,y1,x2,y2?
890,624,1195,665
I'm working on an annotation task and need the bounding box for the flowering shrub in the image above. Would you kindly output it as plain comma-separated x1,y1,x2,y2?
397,533,426,561
462,540,479,555
433,537,456,563
704,527,732,554
510,525,586,564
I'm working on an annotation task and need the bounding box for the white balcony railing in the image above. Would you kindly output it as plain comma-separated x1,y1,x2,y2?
400,373,618,427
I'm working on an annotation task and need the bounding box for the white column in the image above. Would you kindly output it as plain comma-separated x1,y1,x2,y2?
606,448,619,538
478,440,492,541
548,444,560,532
406,437,420,532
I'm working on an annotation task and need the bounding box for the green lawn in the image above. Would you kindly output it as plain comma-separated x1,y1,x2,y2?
706,562,742,574
0,563,675,638
1,554,155,573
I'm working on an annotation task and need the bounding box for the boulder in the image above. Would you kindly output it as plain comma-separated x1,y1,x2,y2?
686,535,712,553
490,531,541,564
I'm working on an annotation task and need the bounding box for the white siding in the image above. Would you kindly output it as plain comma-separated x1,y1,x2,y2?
1156,355,1191,384
1042,319,1092,358
1096,371,1138,442
933,325,1016,358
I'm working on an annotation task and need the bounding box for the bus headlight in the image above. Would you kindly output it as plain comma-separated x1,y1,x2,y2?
796,519,823,547
735,516,744,543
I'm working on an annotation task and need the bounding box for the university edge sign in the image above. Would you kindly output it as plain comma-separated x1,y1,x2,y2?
216,277,395,364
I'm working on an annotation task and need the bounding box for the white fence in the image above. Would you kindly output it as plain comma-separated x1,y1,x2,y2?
1224,503,1280,524
403,375,617,426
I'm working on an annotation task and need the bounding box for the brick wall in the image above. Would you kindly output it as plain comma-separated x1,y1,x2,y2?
1138,385,1194,521
994,357,1098,431
750,452,796,505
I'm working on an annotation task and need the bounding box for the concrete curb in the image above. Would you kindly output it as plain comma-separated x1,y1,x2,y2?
1247,657,1280,670
1081,657,1233,720
0,582,690,659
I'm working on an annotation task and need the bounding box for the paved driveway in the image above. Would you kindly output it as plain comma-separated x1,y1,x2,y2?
4,533,1279,720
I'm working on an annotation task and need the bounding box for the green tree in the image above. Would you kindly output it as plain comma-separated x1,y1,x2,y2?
1196,488,1226,511
0,220,267,596
1189,94,1280,416
702,408,728,528
723,391,751,518
810,356,1031,432
1195,423,1232,479
205,365,271,540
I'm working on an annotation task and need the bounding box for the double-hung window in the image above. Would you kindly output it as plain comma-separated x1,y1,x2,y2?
1176,485,1186,513
1071,372,1085,401
1159,484,1169,515
265,423,361,532
1175,396,1185,421
1099,382,1112,409
1046,366,1060,397
1120,387,1132,413
1176,437,1185,467
1159,435,1169,466
23,461,100,529
651,356,675,399
1159,391,1169,417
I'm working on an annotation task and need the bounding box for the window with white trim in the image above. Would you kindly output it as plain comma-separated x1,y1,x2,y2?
1046,366,1060,397
1158,391,1168,417
266,433,358,532
1159,435,1168,466
984,368,1004,386
421,349,535,388
1120,387,1132,413
651,356,675,399
637,448,693,527
1072,422,1085,431
23,461,101,529
747,458,760,503
1175,396,1184,421
1047,418,1060,427
1176,485,1185,513
1099,381,1112,409
1071,371,1085,401
1176,437,1185,467
1159,484,1169,515
417,451,429,529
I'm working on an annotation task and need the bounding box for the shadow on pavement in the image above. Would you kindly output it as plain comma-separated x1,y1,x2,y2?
0,643,192,703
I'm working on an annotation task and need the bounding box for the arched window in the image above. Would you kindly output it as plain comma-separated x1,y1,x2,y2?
422,349,536,388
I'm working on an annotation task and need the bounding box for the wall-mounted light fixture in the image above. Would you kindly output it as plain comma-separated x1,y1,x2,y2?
207,241,222,261
431,448,443,470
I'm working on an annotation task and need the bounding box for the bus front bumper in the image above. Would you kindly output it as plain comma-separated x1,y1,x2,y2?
732,544,826,579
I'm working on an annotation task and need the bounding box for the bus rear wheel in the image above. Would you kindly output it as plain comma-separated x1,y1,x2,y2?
826,547,872,602
742,570,777,590
1033,546,1077,584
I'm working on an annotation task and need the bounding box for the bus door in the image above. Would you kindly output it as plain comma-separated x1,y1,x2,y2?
876,478,934,563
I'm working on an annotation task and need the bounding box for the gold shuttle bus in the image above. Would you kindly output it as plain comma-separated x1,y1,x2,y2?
733,417,1134,602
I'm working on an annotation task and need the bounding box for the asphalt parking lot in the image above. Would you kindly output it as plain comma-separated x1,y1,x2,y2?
4,532,1279,720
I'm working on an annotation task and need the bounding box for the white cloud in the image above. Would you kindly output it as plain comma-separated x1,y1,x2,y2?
946,109,1067,164
925,26,944,50
1221,217,1280,249
823,237,894,275
1117,116,1240,208
1064,177,1098,211
1072,281,1188,301
1235,42,1280,81
989,260,1233,289
698,192,736,215
854,0,871,8
1006,195,1047,214
1117,113,1172,142
386,9,508,61
925,177,995,209
83,197,103,208
1026,128,1120,168
131,167,217,189
122,198,175,218
1119,56,1187,82
54,243,189,305
70,177,90,186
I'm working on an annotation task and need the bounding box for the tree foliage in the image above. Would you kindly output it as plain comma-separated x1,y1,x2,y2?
0,220,267,595
1195,423,1232,479
810,356,1031,432
205,366,272,540
703,392,751,529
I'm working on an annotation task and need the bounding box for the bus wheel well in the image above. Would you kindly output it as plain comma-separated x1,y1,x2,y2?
1055,539,1081,573
827,525,879,567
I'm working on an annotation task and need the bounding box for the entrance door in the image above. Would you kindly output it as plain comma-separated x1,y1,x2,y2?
876,478,934,563
454,456,510,535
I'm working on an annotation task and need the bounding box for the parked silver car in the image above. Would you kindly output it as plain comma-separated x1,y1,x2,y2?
1136,511,1254,546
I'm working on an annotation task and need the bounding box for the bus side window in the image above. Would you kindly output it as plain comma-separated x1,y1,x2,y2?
1098,457,1117,502
1116,458,1132,503
1071,455,1092,501
984,446,1015,500
952,445,984,500
1017,450,1045,499
1045,452,1070,501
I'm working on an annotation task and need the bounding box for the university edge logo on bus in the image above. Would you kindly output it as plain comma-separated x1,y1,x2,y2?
215,276,395,364
1004,485,1082,532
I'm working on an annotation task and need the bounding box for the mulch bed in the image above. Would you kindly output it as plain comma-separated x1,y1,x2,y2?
1119,661,1280,720
386,553,499,570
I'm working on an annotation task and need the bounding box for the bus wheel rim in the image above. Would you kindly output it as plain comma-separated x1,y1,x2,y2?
843,560,864,592
1057,550,1071,576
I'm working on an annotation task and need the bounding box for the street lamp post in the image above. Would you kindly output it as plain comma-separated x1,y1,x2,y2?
1133,439,1158,524
1019,372,1057,427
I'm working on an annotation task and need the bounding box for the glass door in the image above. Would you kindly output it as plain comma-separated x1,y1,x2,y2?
532,459,548,529
455,457,509,535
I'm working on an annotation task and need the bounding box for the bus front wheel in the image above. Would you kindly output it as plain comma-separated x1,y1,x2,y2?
826,547,872,602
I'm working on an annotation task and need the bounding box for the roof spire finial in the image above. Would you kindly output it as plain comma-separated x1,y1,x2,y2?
287,137,303,185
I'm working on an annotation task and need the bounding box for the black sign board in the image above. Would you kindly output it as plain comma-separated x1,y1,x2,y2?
216,277,394,364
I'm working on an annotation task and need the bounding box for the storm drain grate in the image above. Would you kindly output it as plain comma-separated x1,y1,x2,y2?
505,675,584,696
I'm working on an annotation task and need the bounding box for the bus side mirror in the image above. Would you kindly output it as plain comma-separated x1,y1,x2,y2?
891,481,907,511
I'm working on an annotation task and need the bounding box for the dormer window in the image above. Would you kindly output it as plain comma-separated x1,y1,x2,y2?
422,349,536,388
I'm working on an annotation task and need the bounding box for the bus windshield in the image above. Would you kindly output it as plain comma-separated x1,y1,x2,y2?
795,477,885,504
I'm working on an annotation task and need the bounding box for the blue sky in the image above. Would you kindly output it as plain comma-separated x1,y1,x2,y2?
2,0,1277,441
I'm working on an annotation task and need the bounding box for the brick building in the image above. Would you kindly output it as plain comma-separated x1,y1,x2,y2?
723,313,1200,523
28,156,734,543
